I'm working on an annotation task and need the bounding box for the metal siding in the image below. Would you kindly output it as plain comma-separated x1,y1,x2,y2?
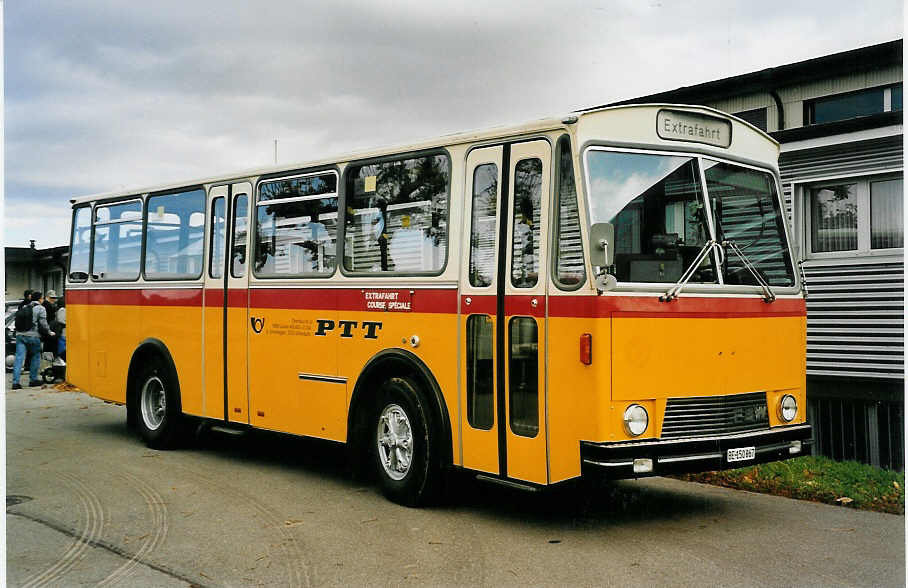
780,135,904,381
780,135,903,183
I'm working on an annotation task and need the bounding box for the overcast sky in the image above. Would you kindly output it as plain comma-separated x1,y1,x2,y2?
3,0,903,249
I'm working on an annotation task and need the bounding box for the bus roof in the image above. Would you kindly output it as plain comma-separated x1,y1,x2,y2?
70,103,778,206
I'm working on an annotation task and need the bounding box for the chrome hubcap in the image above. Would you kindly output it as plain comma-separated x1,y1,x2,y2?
377,404,413,481
140,376,166,431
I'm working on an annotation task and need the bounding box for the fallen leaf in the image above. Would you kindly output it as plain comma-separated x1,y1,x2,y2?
835,497,854,506
361,517,378,523
894,481,900,489
284,519,304,527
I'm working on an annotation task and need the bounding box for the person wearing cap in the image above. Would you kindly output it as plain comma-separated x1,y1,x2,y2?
42,290,59,356
43,290,58,323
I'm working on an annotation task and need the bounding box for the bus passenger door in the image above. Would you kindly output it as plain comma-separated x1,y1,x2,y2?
460,141,550,485
225,183,251,423
460,146,503,475
203,182,251,424
203,186,228,419
503,140,550,484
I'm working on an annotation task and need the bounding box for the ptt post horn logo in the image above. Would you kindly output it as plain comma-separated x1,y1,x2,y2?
250,317,265,334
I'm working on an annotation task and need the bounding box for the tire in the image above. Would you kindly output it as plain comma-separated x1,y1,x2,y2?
135,360,184,449
371,376,441,507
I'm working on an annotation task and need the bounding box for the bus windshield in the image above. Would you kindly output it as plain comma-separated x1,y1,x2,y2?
702,159,795,287
585,149,794,287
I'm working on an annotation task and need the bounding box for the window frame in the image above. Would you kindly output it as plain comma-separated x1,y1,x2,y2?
550,134,587,291
340,148,452,278
252,168,341,280
68,204,93,282
90,196,145,283
142,186,207,282
804,83,902,126
801,171,904,260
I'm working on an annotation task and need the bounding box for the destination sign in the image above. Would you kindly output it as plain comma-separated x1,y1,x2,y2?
656,109,732,148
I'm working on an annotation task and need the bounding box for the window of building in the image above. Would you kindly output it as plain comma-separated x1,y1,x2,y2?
733,107,768,131
144,188,206,280
91,199,143,281
807,175,903,256
255,172,338,277
805,84,903,125
344,154,449,274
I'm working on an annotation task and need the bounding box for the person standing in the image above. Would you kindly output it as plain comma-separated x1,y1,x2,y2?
42,290,58,355
11,291,54,389
18,290,32,309
54,297,66,360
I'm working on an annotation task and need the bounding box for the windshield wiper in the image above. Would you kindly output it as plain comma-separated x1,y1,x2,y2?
721,239,776,303
659,240,717,302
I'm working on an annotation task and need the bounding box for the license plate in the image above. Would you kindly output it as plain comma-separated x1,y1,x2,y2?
726,446,756,462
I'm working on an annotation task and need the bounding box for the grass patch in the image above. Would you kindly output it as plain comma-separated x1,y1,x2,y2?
676,456,904,515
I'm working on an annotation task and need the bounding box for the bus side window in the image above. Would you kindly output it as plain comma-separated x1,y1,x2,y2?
145,188,206,280
466,315,494,430
553,136,586,288
92,200,142,281
470,163,498,287
255,173,338,277
69,206,92,281
344,154,450,274
509,316,538,437
231,194,248,278
511,158,542,288
210,197,226,279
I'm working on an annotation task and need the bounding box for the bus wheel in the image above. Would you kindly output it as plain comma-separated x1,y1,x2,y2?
372,377,440,506
136,361,182,449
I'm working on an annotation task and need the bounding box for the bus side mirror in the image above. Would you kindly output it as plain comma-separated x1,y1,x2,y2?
589,222,615,267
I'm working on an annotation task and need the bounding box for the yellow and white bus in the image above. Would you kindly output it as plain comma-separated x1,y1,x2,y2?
67,104,811,505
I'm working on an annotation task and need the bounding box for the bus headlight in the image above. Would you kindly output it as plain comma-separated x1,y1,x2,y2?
623,404,649,436
779,394,798,422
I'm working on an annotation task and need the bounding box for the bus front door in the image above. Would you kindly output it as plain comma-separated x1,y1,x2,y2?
460,141,550,485
203,182,251,423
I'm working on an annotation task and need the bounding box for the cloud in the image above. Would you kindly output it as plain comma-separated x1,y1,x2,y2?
4,0,902,247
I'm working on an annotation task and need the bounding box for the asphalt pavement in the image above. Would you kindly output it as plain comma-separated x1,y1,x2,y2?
5,380,905,587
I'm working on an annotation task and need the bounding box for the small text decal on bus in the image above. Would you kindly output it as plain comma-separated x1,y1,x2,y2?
656,109,732,148
362,290,412,312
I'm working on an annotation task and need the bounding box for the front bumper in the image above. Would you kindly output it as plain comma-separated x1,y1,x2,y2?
581,424,812,479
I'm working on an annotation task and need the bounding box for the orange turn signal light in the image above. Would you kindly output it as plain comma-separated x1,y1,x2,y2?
580,333,592,365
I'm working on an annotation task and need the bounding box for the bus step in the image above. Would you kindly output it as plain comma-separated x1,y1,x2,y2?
475,474,540,492
209,425,248,437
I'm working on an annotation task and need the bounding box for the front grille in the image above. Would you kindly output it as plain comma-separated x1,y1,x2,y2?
661,392,769,440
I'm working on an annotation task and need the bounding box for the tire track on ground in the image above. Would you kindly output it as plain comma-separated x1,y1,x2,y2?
97,471,169,587
20,472,105,588
175,464,312,587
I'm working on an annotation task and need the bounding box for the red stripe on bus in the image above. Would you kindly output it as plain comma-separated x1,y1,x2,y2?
504,294,546,318
203,288,248,308
250,288,458,314
547,295,805,318
66,288,203,307
461,294,496,315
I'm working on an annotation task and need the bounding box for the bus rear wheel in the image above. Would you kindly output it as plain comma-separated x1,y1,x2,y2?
135,361,183,449
372,376,440,507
